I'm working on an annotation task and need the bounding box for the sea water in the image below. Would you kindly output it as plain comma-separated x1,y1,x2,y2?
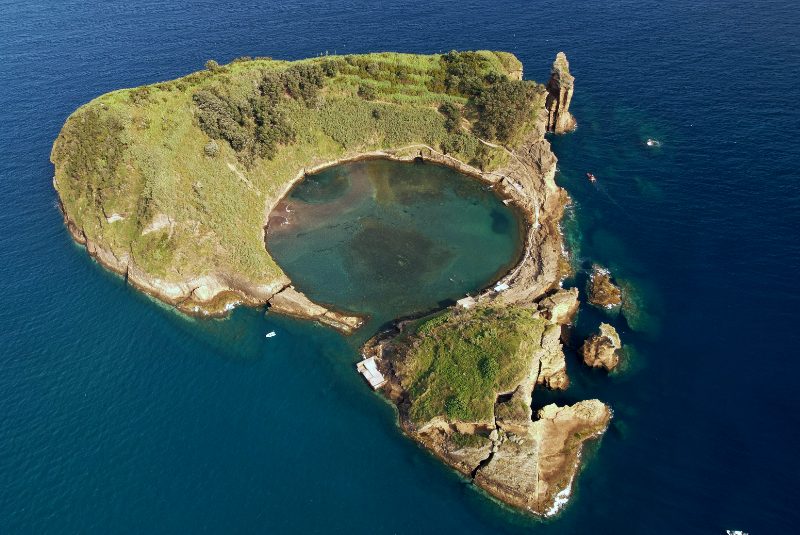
1,0,799,533
267,159,523,331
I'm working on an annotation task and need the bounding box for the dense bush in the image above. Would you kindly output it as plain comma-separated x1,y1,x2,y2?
438,101,462,133
357,84,377,100
472,79,537,142
440,132,478,159
281,64,325,104
194,63,331,162
429,51,538,143
193,89,251,152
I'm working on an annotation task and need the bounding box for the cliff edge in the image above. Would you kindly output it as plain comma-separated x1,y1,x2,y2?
362,56,613,515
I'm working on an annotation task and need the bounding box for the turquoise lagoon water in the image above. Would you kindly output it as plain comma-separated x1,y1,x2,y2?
267,159,523,330
1,0,799,533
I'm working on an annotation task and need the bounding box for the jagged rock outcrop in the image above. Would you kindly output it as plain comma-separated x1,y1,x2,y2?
536,323,570,390
587,264,622,308
545,52,576,134
475,400,611,516
366,297,610,516
358,54,610,516
581,323,622,372
539,287,580,324
267,286,363,334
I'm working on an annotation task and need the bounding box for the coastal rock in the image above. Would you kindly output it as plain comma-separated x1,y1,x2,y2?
474,400,611,516
539,287,579,324
268,286,363,335
581,323,622,372
587,265,622,308
545,52,576,134
536,323,569,390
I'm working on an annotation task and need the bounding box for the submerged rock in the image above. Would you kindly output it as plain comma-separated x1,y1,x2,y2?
581,323,622,372
587,265,622,308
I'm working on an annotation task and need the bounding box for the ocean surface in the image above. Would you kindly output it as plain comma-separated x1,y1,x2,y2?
1,1,799,533
267,159,523,330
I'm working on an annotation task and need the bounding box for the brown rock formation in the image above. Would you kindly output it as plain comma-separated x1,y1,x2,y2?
57,200,363,334
267,286,363,334
545,52,577,134
539,287,580,324
475,400,611,515
587,264,622,308
357,55,615,516
581,323,622,372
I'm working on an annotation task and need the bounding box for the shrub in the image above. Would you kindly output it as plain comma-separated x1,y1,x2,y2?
321,58,342,77
205,59,221,71
440,132,478,159
478,356,499,380
358,84,377,100
438,101,462,133
472,79,537,142
204,140,219,157
129,86,151,105
445,396,467,420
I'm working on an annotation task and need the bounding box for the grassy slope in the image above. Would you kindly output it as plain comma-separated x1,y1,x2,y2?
51,51,531,287
397,305,547,425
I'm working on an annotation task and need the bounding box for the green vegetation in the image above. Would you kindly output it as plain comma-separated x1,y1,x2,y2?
52,51,543,287
396,305,547,425
449,432,490,449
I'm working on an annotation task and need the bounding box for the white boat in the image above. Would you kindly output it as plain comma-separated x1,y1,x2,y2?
265,331,277,338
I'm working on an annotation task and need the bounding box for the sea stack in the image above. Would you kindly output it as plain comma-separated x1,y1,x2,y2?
581,323,623,372
587,265,623,309
546,52,577,134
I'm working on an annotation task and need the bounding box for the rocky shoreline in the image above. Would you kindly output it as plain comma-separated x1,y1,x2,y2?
53,51,613,516
56,192,364,333
360,54,614,517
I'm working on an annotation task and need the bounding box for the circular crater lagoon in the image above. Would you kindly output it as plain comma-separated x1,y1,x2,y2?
266,159,525,327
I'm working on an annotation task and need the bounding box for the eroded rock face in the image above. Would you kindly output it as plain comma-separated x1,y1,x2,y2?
268,286,363,334
545,52,576,134
540,287,580,324
536,323,569,390
358,55,612,517
366,297,611,516
475,400,611,516
581,323,622,372
587,265,622,308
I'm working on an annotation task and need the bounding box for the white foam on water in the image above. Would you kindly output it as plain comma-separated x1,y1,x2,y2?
545,481,573,517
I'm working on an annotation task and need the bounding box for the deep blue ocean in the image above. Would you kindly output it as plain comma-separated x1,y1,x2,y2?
2,1,799,533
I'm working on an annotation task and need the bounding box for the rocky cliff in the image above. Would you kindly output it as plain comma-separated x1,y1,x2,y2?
364,291,609,516
546,52,577,134
362,58,614,514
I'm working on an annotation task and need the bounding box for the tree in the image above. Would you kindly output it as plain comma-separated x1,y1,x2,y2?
472,79,536,142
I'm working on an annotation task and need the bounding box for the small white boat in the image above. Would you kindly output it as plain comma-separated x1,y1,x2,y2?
646,138,661,147
265,331,277,338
